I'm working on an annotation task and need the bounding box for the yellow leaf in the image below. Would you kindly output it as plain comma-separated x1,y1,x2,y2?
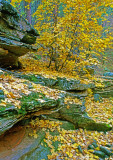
66,105,70,109
34,134,38,139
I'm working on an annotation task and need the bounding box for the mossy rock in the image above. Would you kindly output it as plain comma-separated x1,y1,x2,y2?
93,150,105,158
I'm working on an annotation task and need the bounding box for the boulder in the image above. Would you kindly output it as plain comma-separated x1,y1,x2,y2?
0,0,39,68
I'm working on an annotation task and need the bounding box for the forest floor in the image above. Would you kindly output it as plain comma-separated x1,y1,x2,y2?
0,53,112,160
18,53,113,159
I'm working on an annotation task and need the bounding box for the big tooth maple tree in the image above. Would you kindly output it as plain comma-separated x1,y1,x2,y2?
32,0,113,75
9,0,112,75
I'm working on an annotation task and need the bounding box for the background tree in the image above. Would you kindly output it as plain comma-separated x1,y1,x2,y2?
8,0,113,75
33,0,112,75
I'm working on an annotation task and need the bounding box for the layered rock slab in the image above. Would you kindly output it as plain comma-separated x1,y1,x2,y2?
16,73,95,95
0,70,111,136
94,75,113,98
0,0,39,68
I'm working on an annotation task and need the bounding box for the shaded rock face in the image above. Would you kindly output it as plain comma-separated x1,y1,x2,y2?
0,0,39,68
0,122,112,160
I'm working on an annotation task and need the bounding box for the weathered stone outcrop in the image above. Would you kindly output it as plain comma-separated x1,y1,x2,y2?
16,73,95,97
0,69,112,159
94,74,113,98
0,69,112,136
0,91,64,135
0,0,39,68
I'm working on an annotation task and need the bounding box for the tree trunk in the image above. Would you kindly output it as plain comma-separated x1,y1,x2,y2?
25,1,32,24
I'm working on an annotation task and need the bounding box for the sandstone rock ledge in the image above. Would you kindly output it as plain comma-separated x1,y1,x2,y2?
0,0,39,68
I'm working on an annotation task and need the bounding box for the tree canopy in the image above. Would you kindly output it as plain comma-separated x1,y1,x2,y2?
8,0,113,77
